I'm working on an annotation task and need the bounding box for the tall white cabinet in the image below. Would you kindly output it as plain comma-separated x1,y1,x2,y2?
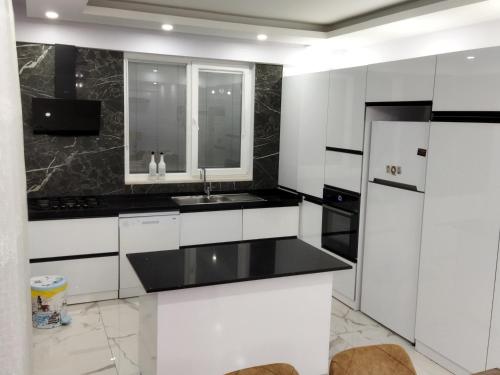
296,71,329,198
279,71,329,198
279,75,302,191
416,122,500,374
326,66,367,151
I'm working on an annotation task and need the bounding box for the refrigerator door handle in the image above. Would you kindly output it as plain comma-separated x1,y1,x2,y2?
372,178,419,192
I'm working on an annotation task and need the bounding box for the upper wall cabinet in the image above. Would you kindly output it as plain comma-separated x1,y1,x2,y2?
327,67,367,151
278,75,302,191
297,71,329,198
366,56,436,103
433,47,500,111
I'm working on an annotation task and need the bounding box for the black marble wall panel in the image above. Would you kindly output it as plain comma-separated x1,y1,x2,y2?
17,42,282,197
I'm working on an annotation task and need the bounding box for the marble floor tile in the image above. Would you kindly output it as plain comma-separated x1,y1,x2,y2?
32,297,452,375
32,302,117,375
330,299,452,375
98,299,140,375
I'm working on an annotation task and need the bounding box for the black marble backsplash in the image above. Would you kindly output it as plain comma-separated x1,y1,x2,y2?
17,42,282,197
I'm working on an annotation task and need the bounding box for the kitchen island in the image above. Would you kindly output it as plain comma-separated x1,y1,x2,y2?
127,237,351,375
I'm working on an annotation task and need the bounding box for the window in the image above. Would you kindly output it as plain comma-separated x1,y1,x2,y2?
124,53,254,184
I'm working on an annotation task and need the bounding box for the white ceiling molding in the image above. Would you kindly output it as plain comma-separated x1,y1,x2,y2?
23,0,485,45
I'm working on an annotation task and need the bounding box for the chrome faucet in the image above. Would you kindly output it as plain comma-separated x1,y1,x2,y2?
200,167,212,198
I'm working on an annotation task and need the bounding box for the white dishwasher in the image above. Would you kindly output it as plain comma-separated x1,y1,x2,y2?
119,211,180,298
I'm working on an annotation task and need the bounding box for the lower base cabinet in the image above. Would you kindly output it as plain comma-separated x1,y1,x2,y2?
243,206,299,240
180,210,243,246
30,256,118,305
298,200,357,303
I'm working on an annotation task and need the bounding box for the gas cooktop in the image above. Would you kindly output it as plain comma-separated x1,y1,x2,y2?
31,196,102,210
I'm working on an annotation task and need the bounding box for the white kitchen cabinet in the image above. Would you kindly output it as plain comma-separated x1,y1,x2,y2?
297,71,329,198
366,56,436,102
30,256,118,304
279,75,302,190
324,151,362,193
28,217,118,259
298,200,357,302
243,206,299,240
433,47,500,111
327,66,367,151
180,209,243,246
487,246,500,369
119,212,180,298
362,183,424,342
329,252,357,301
299,200,322,248
416,122,500,373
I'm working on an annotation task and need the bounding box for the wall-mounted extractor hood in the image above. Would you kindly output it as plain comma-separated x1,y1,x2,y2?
32,44,101,135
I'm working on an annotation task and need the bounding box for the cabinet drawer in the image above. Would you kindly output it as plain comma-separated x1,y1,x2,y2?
243,206,299,241
30,255,118,304
180,210,243,246
324,151,362,193
29,217,118,259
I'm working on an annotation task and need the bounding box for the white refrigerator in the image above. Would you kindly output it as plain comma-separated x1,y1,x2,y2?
361,121,430,342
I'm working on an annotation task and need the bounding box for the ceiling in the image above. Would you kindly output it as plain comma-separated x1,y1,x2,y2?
88,0,413,29
22,0,489,45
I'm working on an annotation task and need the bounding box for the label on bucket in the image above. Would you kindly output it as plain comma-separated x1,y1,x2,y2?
31,275,67,329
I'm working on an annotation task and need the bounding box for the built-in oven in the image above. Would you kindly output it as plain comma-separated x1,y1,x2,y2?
322,185,360,263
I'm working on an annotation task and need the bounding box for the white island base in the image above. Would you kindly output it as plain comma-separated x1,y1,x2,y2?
139,272,334,375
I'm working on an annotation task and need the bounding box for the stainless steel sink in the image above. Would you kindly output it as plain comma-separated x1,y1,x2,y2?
172,193,266,206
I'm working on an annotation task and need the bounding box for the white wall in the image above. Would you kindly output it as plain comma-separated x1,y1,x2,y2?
284,17,500,75
0,1,31,374
13,11,305,65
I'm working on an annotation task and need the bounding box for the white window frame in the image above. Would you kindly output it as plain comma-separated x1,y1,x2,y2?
124,53,254,185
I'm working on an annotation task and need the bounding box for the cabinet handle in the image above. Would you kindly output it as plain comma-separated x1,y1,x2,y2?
141,220,160,225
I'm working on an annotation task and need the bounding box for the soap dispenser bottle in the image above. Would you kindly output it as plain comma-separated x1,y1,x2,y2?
158,152,166,177
149,151,157,178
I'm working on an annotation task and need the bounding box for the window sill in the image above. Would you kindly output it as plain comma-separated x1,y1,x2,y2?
125,174,253,185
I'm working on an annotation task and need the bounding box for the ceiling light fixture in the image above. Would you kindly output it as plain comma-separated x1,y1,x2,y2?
45,11,59,19
153,68,158,73
161,24,174,31
257,34,268,41
466,56,475,60
153,82,158,85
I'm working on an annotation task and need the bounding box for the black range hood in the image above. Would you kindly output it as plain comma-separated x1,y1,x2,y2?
32,44,101,135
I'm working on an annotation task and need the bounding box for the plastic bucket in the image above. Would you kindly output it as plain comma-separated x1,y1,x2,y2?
31,275,68,329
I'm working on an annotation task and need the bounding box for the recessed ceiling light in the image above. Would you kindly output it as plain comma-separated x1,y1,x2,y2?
161,24,174,31
257,34,268,41
466,56,475,60
153,82,158,85
45,11,59,19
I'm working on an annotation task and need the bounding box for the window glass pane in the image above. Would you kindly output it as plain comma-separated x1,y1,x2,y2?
128,61,187,173
198,70,242,169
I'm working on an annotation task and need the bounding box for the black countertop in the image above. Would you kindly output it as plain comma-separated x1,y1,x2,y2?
27,189,301,220
127,238,351,293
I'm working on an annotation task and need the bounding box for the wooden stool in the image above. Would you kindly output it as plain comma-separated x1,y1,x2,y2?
330,344,417,375
225,363,299,375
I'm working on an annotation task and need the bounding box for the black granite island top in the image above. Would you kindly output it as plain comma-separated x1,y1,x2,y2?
28,188,301,220
127,238,352,293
